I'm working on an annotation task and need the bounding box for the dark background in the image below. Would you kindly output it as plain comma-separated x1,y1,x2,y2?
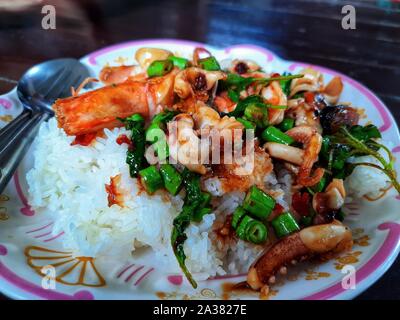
0,0,399,299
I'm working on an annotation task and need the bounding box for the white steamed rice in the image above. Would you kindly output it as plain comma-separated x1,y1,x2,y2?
26,118,265,280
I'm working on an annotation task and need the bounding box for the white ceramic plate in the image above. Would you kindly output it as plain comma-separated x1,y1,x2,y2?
1,39,400,300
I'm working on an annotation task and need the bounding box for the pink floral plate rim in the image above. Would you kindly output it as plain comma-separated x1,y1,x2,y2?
0,38,400,300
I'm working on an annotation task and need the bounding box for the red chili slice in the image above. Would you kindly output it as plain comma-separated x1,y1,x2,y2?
116,134,132,148
292,192,311,217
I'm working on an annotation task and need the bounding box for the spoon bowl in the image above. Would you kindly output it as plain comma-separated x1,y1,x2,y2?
17,58,91,114
0,58,91,192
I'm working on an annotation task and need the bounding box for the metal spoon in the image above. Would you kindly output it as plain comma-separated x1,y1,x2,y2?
0,58,91,193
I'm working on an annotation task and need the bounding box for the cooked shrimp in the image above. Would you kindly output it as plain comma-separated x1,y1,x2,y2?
247,220,353,290
174,67,226,102
286,126,325,186
53,70,177,136
99,65,143,85
135,47,172,70
261,80,287,125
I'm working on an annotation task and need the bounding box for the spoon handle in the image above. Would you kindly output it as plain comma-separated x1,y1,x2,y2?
0,109,33,149
0,112,50,193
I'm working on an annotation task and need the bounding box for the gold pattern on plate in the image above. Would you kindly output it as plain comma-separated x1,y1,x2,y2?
156,288,218,300
25,246,106,287
0,194,9,221
334,251,362,270
0,115,13,123
304,269,331,281
354,235,370,247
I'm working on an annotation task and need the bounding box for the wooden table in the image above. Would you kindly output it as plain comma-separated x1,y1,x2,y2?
0,0,399,300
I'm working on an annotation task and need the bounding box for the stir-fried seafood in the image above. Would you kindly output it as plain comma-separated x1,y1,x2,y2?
50,46,399,292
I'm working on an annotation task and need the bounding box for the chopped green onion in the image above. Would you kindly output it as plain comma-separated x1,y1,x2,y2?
261,126,295,145
246,220,268,244
145,123,162,143
231,206,246,229
147,59,173,77
139,165,163,194
236,117,256,130
244,103,268,128
160,164,183,195
193,207,212,223
279,118,295,132
243,186,276,220
236,215,255,240
168,56,189,69
198,56,220,71
271,212,300,238
154,140,169,161
146,111,176,161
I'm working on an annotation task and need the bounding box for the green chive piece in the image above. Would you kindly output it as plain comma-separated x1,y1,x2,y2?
261,126,295,145
198,56,221,71
168,56,189,69
147,59,173,77
236,117,256,130
271,212,300,238
231,206,247,229
193,207,212,223
246,220,268,244
145,123,162,143
279,118,295,132
236,215,255,240
243,186,276,220
160,164,183,195
139,165,163,194
243,103,269,128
